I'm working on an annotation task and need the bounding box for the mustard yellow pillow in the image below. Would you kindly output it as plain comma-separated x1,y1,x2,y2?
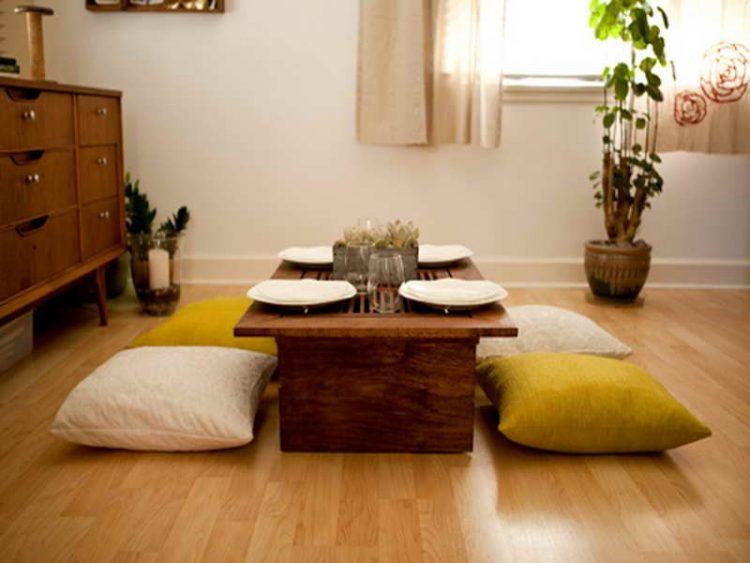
129,297,276,356
476,353,710,453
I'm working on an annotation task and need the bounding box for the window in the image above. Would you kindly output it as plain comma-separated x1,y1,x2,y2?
503,0,625,81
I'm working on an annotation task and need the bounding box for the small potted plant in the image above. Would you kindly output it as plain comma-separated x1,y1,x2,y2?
125,173,191,315
586,0,671,300
334,219,420,281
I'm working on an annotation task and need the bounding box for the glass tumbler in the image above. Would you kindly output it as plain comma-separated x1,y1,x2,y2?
345,244,371,294
367,252,405,314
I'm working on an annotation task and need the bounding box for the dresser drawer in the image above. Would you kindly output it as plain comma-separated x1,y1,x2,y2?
77,95,120,146
0,89,75,151
79,146,118,204
0,150,77,226
81,198,121,259
0,210,80,302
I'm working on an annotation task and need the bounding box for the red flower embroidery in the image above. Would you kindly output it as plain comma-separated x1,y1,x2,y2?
674,90,708,126
699,41,750,103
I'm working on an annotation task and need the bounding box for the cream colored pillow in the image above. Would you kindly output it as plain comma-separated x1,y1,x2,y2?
478,305,632,360
51,347,276,451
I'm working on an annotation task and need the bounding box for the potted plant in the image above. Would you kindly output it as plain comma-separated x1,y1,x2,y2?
333,219,420,281
586,0,671,300
125,173,191,315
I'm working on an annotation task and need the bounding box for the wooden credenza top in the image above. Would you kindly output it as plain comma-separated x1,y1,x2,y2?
0,77,122,98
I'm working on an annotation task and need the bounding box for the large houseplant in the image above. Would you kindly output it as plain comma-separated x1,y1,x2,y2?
586,0,671,300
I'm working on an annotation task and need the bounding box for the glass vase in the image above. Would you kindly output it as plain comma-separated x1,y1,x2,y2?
127,233,182,316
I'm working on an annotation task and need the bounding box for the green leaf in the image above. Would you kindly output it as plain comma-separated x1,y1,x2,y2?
124,174,157,235
636,117,647,129
657,6,669,28
614,78,629,101
603,113,616,128
646,84,663,101
650,153,662,163
646,72,661,87
589,171,601,181
159,206,191,236
640,57,657,72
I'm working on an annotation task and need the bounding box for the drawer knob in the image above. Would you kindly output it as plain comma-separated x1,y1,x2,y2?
96,107,108,117
96,157,108,166
24,173,41,184
22,109,37,121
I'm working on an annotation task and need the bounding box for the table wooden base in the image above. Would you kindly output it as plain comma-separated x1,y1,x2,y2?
277,337,477,453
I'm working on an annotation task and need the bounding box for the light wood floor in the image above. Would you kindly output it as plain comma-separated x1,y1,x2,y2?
0,286,748,562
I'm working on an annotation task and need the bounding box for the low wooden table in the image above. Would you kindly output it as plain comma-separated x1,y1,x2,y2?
234,259,517,452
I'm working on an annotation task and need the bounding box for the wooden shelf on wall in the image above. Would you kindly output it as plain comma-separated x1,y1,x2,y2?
86,1,224,13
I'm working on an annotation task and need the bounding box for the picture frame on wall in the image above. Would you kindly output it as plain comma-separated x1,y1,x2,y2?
86,0,224,13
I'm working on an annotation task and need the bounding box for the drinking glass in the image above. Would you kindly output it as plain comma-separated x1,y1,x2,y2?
368,252,405,314
345,244,371,294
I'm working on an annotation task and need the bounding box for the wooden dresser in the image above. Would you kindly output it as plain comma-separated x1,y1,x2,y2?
0,77,125,326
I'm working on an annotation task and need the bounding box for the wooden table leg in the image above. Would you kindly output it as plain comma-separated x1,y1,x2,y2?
277,337,477,453
94,266,108,327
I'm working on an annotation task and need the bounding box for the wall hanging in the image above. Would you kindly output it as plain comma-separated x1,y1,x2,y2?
86,0,224,13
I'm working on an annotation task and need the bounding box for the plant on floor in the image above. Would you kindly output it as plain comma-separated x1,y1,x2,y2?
585,0,672,300
124,173,191,237
124,173,192,316
124,173,157,236
589,0,670,242
159,206,191,237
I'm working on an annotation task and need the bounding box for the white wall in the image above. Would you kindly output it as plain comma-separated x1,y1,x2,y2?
34,1,750,284
0,0,31,71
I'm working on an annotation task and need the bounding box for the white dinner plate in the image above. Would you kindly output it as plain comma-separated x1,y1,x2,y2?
248,279,356,308
399,278,507,309
418,244,473,267
278,246,333,267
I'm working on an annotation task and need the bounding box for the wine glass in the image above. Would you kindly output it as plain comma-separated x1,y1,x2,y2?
345,244,371,294
367,252,405,313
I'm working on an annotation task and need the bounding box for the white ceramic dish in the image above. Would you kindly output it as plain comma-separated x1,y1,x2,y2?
277,246,333,267
418,244,474,267
248,279,356,308
399,278,507,309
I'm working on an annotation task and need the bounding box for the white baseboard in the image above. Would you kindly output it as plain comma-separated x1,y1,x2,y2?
181,254,750,289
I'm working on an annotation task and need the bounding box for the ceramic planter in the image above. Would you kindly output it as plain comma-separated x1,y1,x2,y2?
584,240,651,300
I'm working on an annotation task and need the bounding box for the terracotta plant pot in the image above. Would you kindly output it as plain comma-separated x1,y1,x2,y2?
584,240,651,300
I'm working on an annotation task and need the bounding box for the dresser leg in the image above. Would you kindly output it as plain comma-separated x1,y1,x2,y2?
94,267,108,327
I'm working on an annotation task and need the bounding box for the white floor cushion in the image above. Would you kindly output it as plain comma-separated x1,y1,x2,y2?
51,346,277,451
478,305,632,360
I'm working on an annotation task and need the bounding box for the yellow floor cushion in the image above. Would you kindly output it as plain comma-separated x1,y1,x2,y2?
129,297,276,356
476,353,711,453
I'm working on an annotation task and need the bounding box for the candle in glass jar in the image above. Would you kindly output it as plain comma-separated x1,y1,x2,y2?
148,248,170,291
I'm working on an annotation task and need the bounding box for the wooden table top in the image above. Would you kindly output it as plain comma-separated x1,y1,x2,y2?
234,258,518,339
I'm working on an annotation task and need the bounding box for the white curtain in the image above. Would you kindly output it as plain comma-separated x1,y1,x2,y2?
658,0,750,153
357,0,504,148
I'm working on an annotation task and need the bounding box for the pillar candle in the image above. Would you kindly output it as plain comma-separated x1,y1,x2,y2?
148,248,170,291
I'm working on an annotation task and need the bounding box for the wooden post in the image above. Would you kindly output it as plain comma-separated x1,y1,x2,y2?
14,5,54,81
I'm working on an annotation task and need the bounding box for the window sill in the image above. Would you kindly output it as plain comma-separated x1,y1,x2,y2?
503,77,604,104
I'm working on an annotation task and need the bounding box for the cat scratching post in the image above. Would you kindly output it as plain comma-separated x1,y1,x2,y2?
14,5,54,80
